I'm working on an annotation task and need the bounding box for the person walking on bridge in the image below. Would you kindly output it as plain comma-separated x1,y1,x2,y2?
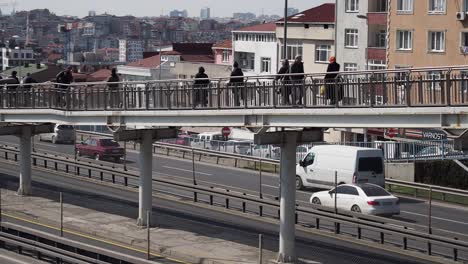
194,67,210,107
276,59,291,105
290,55,305,105
229,61,244,107
324,56,341,105
55,66,74,107
22,73,38,107
107,68,120,108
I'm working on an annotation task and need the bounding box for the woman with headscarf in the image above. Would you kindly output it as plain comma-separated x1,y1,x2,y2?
194,67,210,107
324,56,341,105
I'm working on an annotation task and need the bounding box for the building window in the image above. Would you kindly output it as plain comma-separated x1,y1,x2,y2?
281,42,303,61
397,0,413,13
344,63,358,72
345,0,359,12
345,29,359,48
462,32,468,50
396,30,413,50
427,71,443,90
465,0,468,12
315,45,331,63
368,60,386,70
261,57,271,73
428,31,445,52
374,30,387,48
222,50,230,63
428,0,446,13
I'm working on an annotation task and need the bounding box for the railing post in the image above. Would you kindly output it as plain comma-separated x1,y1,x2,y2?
445,71,452,106
217,80,221,109
454,237,458,261
403,227,408,250
405,72,412,107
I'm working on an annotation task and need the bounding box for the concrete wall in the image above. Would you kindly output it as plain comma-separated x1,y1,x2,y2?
213,49,233,66
385,162,415,182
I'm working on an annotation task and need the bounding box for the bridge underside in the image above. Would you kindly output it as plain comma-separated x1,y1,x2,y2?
1,107,468,128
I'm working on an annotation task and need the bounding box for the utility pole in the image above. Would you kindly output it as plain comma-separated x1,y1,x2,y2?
283,0,288,61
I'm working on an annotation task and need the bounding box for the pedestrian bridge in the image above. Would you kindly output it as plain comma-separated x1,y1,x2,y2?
0,65,468,128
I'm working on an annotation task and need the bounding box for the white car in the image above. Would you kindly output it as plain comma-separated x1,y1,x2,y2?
310,183,400,216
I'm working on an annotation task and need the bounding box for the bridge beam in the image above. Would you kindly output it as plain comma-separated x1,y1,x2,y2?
254,128,322,264
114,128,178,227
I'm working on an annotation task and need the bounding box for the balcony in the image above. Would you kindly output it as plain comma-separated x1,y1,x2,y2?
367,13,387,26
367,47,386,61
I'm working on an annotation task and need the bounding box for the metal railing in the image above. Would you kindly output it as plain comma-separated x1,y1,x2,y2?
0,66,467,111
0,145,467,262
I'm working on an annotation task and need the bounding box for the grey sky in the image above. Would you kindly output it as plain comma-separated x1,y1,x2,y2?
9,0,332,18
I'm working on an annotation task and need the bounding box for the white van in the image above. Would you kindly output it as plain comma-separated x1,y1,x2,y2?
296,145,385,190
39,124,75,144
191,132,223,149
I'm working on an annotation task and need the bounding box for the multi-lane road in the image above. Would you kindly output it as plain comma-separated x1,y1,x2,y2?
2,135,465,236
0,139,438,264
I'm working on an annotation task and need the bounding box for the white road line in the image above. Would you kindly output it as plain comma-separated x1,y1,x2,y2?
401,211,468,225
261,184,310,195
162,166,212,176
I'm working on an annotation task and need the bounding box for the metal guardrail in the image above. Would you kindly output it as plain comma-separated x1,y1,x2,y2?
0,66,467,111
0,145,467,262
0,222,158,264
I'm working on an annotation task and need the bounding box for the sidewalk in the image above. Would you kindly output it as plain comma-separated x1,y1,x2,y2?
0,183,280,264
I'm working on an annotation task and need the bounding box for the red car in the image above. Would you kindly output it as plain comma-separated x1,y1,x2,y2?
76,138,124,162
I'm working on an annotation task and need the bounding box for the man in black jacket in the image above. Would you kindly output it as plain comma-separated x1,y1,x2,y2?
55,66,74,107
229,61,244,106
107,68,120,108
276,60,291,104
290,55,305,105
324,56,341,105
22,73,38,107
194,67,210,107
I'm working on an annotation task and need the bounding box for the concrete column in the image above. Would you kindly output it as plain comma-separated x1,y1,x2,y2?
277,132,298,264
17,126,32,196
137,130,153,226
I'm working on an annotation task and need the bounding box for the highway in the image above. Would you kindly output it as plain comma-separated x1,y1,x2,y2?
1,135,466,236
0,156,435,264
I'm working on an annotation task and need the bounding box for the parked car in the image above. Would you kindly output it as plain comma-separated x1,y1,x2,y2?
191,132,223,149
76,138,124,162
39,124,75,144
310,183,400,216
296,145,385,190
246,145,280,159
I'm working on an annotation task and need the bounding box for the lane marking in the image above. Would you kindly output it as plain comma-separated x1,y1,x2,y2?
401,211,468,225
2,213,189,264
261,184,311,196
162,166,212,176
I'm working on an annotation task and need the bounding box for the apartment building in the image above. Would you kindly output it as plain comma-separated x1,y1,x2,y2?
336,0,389,71
0,47,35,71
119,38,144,63
388,0,468,69
232,23,278,76
275,3,335,73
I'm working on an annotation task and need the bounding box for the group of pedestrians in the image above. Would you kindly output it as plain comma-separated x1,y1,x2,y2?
193,55,341,107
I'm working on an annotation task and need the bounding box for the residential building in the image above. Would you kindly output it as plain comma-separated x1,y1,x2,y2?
388,0,468,69
117,54,173,81
275,3,335,73
201,7,211,20
232,23,278,76
336,0,388,71
170,10,188,18
212,39,233,65
0,47,35,71
119,38,144,63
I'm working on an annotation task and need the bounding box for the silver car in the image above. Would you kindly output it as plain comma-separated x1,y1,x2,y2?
39,124,75,144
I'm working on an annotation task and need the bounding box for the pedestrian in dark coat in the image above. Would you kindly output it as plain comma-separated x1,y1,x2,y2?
276,60,291,104
22,73,37,107
194,67,210,107
107,68,120,108
55,66,74,107
290,55,305,105
229,61,244,106
324,56,341,105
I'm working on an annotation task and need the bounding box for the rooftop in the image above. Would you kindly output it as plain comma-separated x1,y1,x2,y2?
277,3,335,24
234,23,276,32
127,55,162,68
212,39,232,50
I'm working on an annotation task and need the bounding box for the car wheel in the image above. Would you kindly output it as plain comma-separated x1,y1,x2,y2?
295,176,304,190
351,205,361,213
94,154,100,161
52,136,57,144
311,197,321,205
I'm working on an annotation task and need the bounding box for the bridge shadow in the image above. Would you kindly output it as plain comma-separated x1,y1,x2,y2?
0,173,424,264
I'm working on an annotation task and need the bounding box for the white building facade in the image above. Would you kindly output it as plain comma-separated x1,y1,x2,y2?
119,39,144,63
232,23,278,77
0,47,35,71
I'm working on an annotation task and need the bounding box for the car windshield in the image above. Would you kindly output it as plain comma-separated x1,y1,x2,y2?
360,185,390,197
100,139,120,147
57,125,74,130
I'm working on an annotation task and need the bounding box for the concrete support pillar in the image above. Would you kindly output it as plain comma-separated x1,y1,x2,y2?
277,132,298,264
17,126,32,196
137,130,153,226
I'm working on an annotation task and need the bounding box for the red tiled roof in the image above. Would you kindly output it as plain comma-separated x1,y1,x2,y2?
277,3,335,24
213,39,232,49
234,23,276,32
88,69,111,82
127,55,162,68
180,54,214,63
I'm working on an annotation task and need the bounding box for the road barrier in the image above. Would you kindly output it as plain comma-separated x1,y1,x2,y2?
0,145,467,262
